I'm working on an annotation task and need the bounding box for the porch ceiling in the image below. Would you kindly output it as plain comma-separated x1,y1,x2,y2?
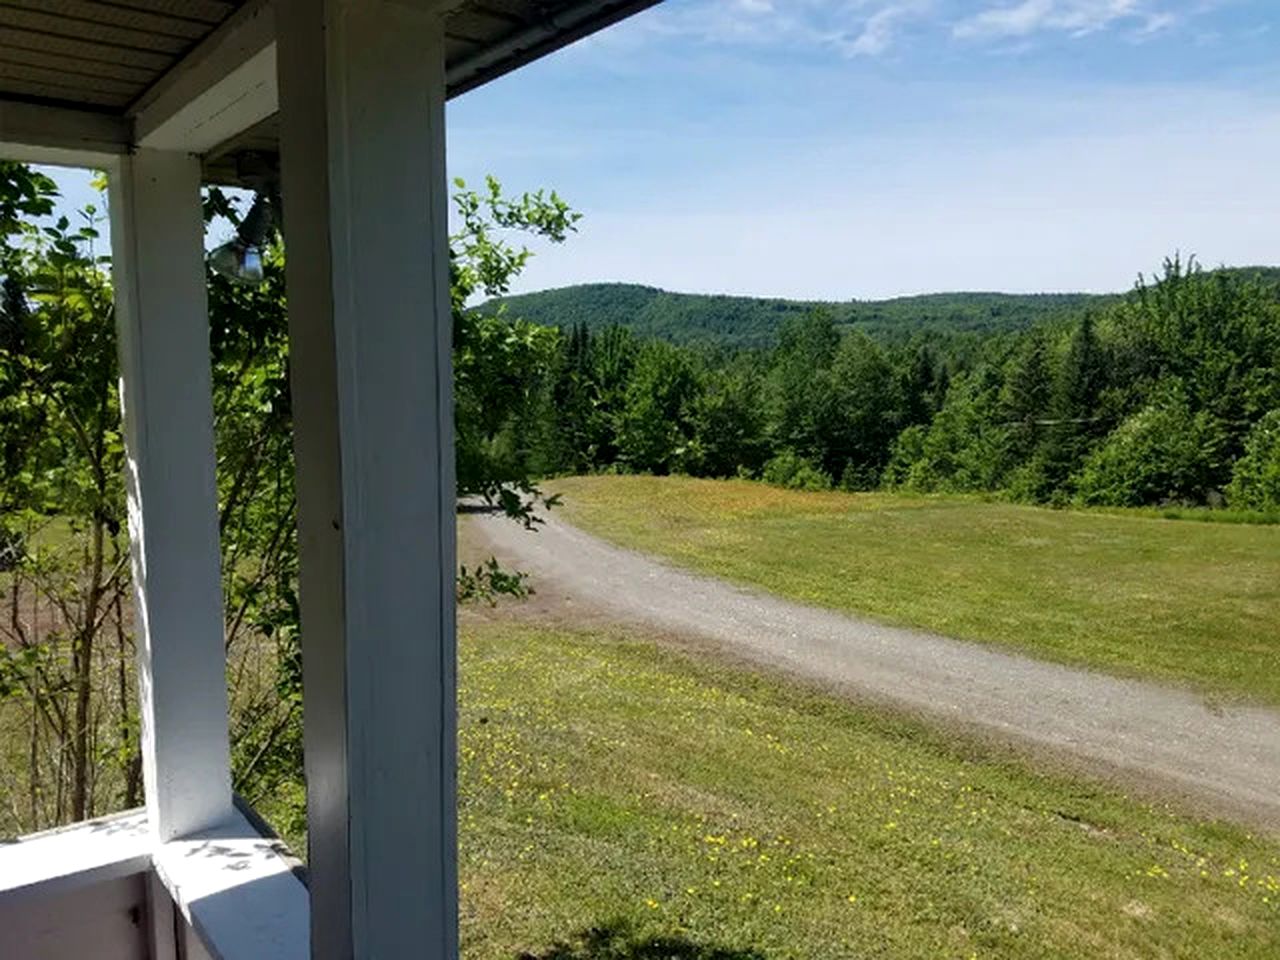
0,0,660,182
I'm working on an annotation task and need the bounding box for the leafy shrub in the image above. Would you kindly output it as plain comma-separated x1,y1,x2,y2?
1074,391,1225,507
881,424,927,489
762,451,832,491
838,460,878,492
790,462,833,492
1001,456,1055,504
882,373,1011,493
1227,410,1280,511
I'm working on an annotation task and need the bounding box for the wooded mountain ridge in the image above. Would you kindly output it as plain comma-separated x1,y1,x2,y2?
484,268,1280,347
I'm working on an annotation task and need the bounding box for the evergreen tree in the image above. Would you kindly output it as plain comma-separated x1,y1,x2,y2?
765,310,839,466
1000,332,1052,463
588,325,639,466
895,340,940,428
1041,314,1106,491
827,332,900,488
540,323,597,473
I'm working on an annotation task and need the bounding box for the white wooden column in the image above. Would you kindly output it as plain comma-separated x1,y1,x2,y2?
275,1,458,957
109,149,234,842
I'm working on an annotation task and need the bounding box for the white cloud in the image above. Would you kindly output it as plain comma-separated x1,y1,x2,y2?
1139,11,1178,33
843,4,923,56
626,0,1203,58
640,0,934,58
953,0,1053,39
953,0,1174,41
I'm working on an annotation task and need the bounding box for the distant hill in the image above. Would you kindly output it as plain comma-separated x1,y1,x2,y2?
482,283,1117,348
1214,265,1280,289
482,267,1280,348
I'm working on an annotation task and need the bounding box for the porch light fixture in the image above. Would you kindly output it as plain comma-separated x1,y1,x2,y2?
209,192,275,285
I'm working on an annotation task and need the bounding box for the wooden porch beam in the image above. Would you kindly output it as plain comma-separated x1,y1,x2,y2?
130,0,276,153
276,0,458,956
109,149,234,844
0,99,129,167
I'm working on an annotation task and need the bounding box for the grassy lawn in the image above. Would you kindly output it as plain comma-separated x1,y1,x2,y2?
548,476,1280,706
458,616,1280,959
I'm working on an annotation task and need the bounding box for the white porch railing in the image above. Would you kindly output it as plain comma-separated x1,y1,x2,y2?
0,806,308,959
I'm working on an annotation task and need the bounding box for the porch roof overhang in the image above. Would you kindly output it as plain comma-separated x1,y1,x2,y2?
0,0,660,182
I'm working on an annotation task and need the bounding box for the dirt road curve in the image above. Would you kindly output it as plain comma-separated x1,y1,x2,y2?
471,510,1280,830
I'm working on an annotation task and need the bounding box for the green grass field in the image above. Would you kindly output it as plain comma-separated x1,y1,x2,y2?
548,476,1280,706
457,616,1279,959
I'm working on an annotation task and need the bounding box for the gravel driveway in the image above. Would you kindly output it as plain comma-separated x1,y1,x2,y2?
471,510,1280,830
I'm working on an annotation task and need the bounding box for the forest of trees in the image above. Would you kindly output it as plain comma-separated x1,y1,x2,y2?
487,261,1280,512
486,282,1115,347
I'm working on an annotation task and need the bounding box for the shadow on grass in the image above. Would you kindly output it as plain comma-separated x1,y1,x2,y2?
517,920,767,960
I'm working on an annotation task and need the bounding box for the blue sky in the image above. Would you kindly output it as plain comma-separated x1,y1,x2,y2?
50,0,1279,300
448,0,1279,298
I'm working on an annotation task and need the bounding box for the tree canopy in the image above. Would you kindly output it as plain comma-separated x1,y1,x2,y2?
503,258,1280,512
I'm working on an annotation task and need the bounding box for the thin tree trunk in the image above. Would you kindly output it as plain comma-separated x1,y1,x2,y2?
54,731,65,825
114,591,143,808
70,517,106,822
28,698,39,827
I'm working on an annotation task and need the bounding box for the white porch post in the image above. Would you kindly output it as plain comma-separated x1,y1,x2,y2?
109,150,234,842
275,1,458,957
